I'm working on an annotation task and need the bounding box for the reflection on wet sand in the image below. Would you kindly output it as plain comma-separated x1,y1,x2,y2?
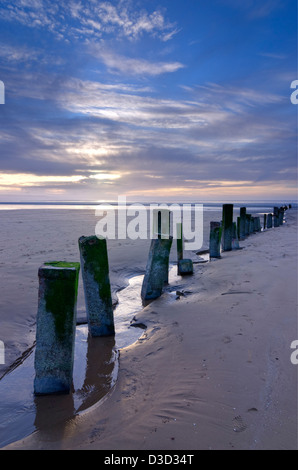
0,267,182,448
0,327,118,448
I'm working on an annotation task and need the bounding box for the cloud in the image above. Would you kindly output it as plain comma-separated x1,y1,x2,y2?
258,52,287,60
93,48,184,76
219,0,284,18
0,70,294,188
0,0,178,42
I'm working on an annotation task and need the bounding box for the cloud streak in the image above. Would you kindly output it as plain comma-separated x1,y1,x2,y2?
90,46,184,76
0,0,296,201
0,0,179,42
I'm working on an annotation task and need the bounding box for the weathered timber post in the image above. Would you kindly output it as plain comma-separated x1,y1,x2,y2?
232,222,240,249
267,213,273,229
152,208,171,283
222,204,234,251
79,236,115,337
239,207,247,240
250,216,255,234
152,208,171,240
279,208,284,225
263,214,267,230
176,222,183,261
34,262,80,395
253,217,261,232
176,222,193,275
274,207,280,227
141,237,173,300
245,214,251,236
209,221,221,258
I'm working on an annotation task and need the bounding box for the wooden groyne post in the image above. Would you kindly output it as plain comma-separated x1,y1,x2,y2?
232,222,240,249
176,222,193,275
177,222,183,262
79,236,115,337
245,214,251,236
222,204,234,251
141,236,173,300
267,213,273,229
249,216,255,234
239,207,247,240
274,207,280,227
141,208,173,300
279,208,284,225
253,217,261,232
34,262,80,395
209,221,221,258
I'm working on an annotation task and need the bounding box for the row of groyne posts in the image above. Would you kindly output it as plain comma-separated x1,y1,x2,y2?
209,203,290,258
33,204,291,396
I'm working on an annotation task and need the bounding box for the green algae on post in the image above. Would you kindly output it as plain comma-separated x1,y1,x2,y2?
209,221,221,259
78,236,115,337
34,262,80,395
141,237,172,301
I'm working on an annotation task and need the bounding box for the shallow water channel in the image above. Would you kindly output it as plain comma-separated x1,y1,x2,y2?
0,262,190,448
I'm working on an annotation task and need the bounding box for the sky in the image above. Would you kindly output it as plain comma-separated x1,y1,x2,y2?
0,0,297,203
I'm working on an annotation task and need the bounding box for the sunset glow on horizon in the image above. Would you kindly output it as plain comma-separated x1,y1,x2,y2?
0,1,296,203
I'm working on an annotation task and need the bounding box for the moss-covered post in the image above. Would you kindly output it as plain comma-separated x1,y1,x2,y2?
222,204,234,251
267,213,273,229
209,221,221,258
34,262,80,395
141,237,173,301
79,236,114,337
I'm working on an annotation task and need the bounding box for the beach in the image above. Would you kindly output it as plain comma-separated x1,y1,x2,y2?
0,204,297,450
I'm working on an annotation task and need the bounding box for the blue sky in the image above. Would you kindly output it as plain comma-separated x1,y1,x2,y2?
0,0,296,202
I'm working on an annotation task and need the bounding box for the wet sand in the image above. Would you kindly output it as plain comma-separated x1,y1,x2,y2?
3,208,297,450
